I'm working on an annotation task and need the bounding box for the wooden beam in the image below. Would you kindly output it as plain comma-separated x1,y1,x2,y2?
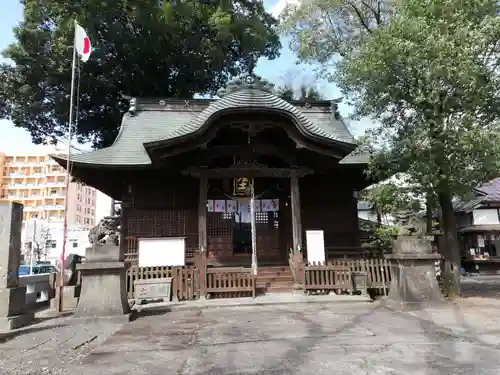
198,176,208,250
204,144,296,163
290,172,302,251
182,166,313,178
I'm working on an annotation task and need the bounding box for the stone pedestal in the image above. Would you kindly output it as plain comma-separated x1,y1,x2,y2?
384,236,446,310
74,244,130,321
352,271,368,296
0,202,34,331
291,282,304,295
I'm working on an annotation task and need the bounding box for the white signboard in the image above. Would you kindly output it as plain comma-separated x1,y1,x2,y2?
477,235,485,248
472,209,500,225
138,237,186,267
306,230,325,264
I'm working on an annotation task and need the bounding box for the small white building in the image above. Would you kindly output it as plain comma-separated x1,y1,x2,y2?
22,219,90,266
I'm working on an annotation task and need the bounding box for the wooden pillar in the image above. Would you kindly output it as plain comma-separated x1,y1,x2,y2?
250,184,258,275
290,172,302,251
198,176,208,251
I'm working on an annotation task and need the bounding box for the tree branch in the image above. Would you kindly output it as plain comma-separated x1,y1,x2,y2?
346,1,373,33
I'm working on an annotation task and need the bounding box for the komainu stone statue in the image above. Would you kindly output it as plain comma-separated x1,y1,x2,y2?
88,215,120,246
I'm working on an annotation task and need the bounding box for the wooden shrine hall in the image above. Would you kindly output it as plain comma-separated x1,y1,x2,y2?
52,74,373,276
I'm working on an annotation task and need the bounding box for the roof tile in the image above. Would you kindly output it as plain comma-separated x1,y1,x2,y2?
56,89,360,166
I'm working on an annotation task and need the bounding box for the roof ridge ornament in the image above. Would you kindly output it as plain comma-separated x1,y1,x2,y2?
217,73,275,97
128,98,137,115
121,93,138,116
331,98,342,120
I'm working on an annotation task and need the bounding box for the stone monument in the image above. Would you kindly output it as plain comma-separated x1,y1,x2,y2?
0,202,34,330
384,236,446,310
74,241,130,320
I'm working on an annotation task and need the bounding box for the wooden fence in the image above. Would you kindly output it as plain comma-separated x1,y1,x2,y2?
126,253,256,300
304,263,352,294
289,250,392,296
126,265,199,300
125,252,393,301
329,258,392,296
206,267,256,298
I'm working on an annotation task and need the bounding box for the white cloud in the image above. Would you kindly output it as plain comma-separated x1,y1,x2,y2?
271,0,299,18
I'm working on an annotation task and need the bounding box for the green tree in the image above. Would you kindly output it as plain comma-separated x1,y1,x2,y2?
278,0,397,77
275,83,324,101
338,0,500,298
362,180,421,225
274,69,324,100
0,0,280,148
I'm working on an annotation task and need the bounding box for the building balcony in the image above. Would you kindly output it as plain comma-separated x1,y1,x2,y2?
44,204,65,210
48,194,65,199
23,195,43,200
24,206,43,211
9,162,38,167
46,169,65,175
45,181,66,187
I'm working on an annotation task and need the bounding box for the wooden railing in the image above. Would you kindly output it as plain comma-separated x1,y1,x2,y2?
126,253,256,300
304,263,352,293
329,258,391,295
288,249,392,296
206,267,256,298
126,265,198,301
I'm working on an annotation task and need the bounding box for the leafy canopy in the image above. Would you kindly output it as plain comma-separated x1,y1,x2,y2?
362,180,421,220
338,0,500,199
0,0,280,147
275,84,324,101
278,0,397,78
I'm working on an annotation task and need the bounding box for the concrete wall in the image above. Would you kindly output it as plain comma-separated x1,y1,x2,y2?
18,274,52,307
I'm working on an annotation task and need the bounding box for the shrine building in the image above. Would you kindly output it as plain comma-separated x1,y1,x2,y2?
52,74,373,270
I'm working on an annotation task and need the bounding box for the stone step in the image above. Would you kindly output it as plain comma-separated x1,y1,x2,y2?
265,286,294,293
257,278,295,286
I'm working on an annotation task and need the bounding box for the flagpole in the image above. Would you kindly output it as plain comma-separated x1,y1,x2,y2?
57,20,78,313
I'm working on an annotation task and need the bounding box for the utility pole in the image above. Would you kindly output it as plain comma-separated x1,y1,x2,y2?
29,218,37,274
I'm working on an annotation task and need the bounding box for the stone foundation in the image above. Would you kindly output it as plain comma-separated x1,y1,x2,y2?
0,287,34,331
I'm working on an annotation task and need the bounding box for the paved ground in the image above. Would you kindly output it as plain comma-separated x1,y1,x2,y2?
460,274,500,299
2,298,500,375
2,276,500,375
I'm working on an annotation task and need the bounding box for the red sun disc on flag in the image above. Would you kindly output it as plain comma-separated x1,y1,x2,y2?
83,37,91,55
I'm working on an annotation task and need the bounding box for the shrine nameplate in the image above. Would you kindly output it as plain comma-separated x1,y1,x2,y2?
233,177,252,197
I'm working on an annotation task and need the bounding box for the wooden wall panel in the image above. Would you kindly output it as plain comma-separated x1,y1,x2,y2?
300,175,360,251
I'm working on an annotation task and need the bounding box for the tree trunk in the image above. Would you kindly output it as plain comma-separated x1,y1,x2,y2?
437,189,461,298
425,193,433,234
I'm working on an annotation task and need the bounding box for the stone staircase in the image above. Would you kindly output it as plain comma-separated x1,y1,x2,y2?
255,265,295,294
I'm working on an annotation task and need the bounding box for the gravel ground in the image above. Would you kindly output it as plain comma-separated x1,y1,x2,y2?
0,316,124,375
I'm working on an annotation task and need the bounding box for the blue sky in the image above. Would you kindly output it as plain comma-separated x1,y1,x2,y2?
0,0,369,154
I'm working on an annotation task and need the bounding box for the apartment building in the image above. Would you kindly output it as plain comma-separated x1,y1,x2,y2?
0,151,97,228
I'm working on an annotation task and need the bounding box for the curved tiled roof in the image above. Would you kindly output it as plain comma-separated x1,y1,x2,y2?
52,88,364,167
165,89,351,143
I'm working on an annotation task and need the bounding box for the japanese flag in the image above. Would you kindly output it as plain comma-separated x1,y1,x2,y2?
74,22,92,62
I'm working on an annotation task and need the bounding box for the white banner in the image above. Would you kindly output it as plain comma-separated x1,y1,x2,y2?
206,199,280,213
